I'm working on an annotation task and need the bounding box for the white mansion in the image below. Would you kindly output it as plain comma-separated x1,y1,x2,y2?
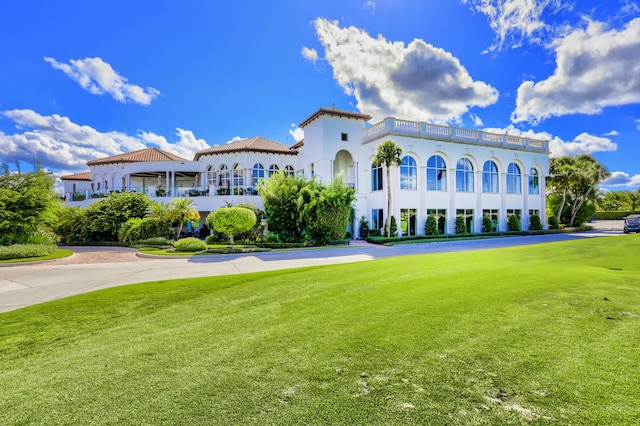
62,106,549,236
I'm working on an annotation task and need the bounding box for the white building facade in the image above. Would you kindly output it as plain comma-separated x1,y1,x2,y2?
62,107,550,236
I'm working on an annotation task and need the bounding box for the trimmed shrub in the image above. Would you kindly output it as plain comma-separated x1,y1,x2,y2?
481,216,494,233
425,215,439,236
0,244,56,260
133,237,174,247
548,215,559,229
174,237,207,252
358,216,369,239
455,215,468,234
529,214,543,231
508,214,521,232
385,216,398,238
594,211,640,220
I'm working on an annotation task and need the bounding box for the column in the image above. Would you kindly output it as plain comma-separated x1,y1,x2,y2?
448,167,456,234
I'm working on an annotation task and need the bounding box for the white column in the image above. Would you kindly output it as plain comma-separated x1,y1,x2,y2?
475,170,483,233
500,172,507,231
523,173,529,230
448,168,456,234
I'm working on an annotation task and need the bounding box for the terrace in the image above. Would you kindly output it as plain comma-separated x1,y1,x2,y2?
363,117,549,152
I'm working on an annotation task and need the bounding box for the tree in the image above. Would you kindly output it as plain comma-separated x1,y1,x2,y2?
168,198,200,238
507,214,521,231
548,155,610,226
84,192,152,241
425,214,439,235
257,171,309,242
207,207,256,247
0,165,60,245
481,215,494,233
373,140,402,240
455,215,467,234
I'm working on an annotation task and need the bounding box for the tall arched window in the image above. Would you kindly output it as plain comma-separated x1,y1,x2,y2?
507,163,522,194
426,155,447,191
233,163,243,193
456,158,474,192
252,163,265,184
285,165,294,176
268,164,279,177
529,167,539,194
371,163,383,191
482,160,499,193
219,164,229,188
400,156,417,190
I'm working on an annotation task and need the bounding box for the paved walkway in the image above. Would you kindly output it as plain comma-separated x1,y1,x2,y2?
0,223,623,313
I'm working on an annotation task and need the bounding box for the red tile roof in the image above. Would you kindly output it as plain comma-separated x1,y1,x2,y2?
60,171,91,181
194,136,297,160
299,107,372,128
86,147,187,166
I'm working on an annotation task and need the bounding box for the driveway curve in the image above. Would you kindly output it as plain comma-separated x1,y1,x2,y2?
0,226,622,313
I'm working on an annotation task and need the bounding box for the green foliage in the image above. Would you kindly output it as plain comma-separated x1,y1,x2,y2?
529,214,543,231
84,192,152,242
233,202,266,241
118,217,173,243
385,215,398,237
258,172,355,245
56,207,90,244
207,207,256,247
0,243,56,260
0,167,60,246
455,215,468,234
481,215,495,233
548,215,560,229
169,198,200,238
595,210,640,220
174,237,207,252
507,214,521,231
425,214,439,236
373,139,402,238
358,216,369,239
133,237,174,247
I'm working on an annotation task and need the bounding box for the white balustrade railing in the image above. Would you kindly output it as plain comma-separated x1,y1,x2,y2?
455,128,478,139
482,132,502,143
394,119,420,132
424,123,450,136
506,135,524,145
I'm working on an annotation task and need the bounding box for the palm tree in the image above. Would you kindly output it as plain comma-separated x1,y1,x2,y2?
145,201,173,225
169,198,200,238
373,139,402,237
628,190,640,211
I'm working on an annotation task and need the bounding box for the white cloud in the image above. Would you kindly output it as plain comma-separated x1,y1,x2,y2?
289,124,304,142
301,46,319,63
313,18,498,123
462,0,566,52
481,124,617,157
0,109,208,172
603,130,620,136
469,113,484,126
363,1,376,12
602,171,640,187
512,18,640,123
44,57,160,105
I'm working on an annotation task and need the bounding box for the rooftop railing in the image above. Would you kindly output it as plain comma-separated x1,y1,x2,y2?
363,118,549,152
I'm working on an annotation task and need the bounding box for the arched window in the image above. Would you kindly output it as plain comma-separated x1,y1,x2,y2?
252,163,265,184
268,164,279,177
285,165,294,176
233,163,243,188
482,160,499,193
371,163,383,191
219,164,229,187
426,155,447,191
400,156,417,190
507,163,522,194
456,158,474,192
529,167,539,194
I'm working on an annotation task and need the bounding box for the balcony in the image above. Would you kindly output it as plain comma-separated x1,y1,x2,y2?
363,118,549,152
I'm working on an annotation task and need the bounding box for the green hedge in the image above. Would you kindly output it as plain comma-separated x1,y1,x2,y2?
0,244,56,260
254,242,307,249
594,211,640,220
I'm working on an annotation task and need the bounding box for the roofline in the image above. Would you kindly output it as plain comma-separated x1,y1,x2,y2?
194,147,298,160
299,107,372,128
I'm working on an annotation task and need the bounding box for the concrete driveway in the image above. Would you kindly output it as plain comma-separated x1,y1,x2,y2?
0,225,622,313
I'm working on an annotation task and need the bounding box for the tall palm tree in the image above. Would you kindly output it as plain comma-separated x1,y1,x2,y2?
373,139,402,237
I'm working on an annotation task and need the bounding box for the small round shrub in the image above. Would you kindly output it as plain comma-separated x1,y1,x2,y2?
507,214,521,232
548,215,559,230
174,237,207,252
529,214,543,231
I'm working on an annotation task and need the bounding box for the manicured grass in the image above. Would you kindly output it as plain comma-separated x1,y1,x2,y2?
1,236,639,424
0,248,73,264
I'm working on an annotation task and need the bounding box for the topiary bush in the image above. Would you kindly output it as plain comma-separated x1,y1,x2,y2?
425,215,439,236
385,216,398,237
529,214,543,231
455,215,468,234
482,216,495,233
358,216,369,239
548,215,559,229
508,214,521,232
174,237,207,252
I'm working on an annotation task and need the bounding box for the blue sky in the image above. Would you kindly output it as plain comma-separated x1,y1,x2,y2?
1,0,640,190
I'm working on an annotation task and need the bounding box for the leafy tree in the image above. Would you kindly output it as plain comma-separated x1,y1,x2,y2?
234,202,266,242
548,155,610,226
118,217,173,243
0,165,60,245
169,198,200,238
56,207,90,244
425,214,439,235
302,177,355,245
373,140,402,240
257,171,309,242
207,207,256,247
84,192,152,242
627,190,640,211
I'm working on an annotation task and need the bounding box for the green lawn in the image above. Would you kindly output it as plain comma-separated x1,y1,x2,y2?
1,236,639,425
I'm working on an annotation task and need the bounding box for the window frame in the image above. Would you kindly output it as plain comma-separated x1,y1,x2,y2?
400,155,417,190
507,162,522,194
456,158,474,192
426,155,447,191
482,160,499,193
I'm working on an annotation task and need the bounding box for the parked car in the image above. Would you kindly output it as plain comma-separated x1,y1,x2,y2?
623,215,640,233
